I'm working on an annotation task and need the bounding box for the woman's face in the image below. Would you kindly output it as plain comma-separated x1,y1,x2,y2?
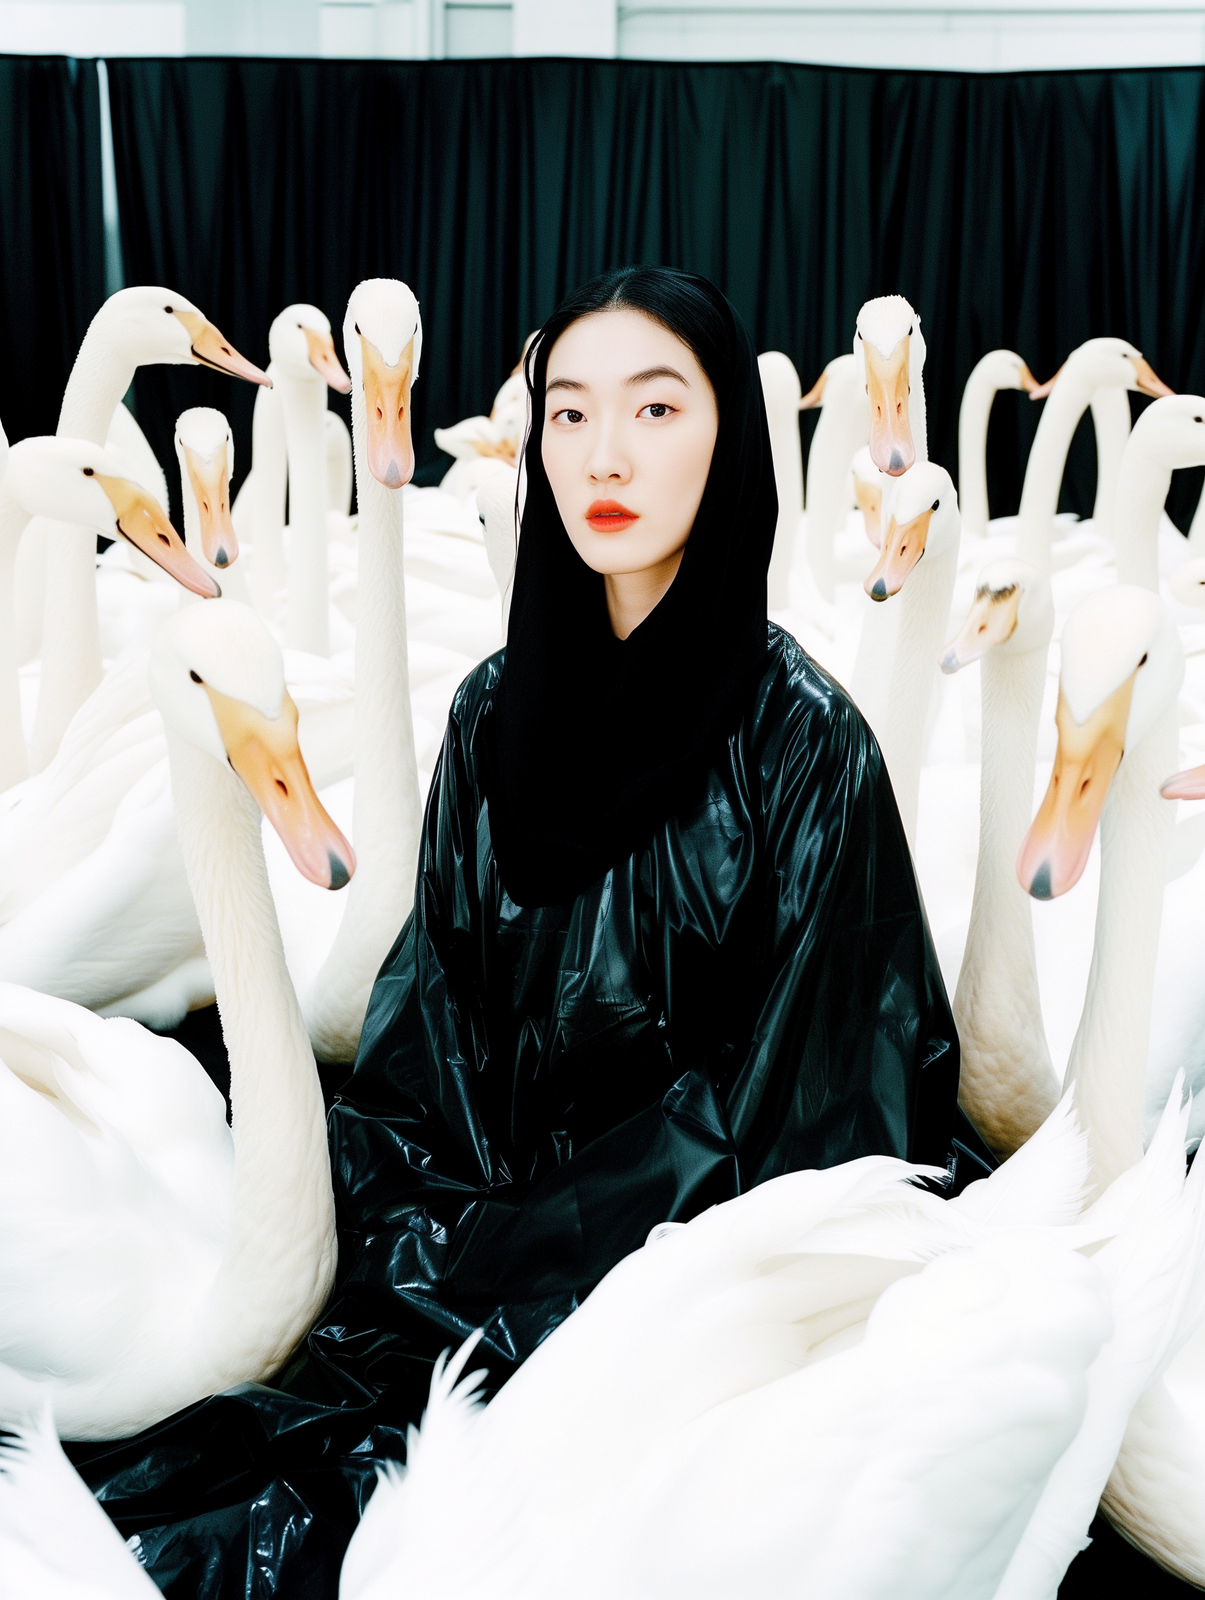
541,309,719,583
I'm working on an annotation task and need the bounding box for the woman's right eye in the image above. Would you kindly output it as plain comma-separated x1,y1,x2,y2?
552,408,585,426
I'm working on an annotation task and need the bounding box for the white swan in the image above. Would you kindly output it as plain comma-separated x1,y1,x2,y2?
798,352,870,601
1016,338,1170,573
855,459,959,843
938,559,1060,1158
0,598,351,1440
756,351,804,608
297,278,425,1063
30,286,268,773
0,439,206,795
956,349,1038,541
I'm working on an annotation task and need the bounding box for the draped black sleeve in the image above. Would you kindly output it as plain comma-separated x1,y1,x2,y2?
332,623,959,1389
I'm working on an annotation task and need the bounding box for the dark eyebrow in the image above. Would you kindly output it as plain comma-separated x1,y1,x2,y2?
546,376,586,394
625,365,690,387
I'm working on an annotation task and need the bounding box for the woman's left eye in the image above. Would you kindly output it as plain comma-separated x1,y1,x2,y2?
638,403,675,420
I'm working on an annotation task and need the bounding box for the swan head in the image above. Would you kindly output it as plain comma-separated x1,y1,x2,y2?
1124,393,1205,473
855,295,924,475
344,279,422,490
939,559,1053,673
850,446,882,547
1028,336,1172,402
175,408,237,571
1018,586,1182,898
863,460,957,600
6,437,220,597
268,304,351,393
1170,553,1205,609
476,468,520,597
799,352,859,411
94,286,270,386
150,601,356,891
975,348,1039,394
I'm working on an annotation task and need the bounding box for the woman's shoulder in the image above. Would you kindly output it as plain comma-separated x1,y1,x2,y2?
449,649,505,733
755,624,872,756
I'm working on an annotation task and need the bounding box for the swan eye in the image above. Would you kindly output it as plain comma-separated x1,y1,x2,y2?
82,466,94,477
908,324,913,335
190,670,203,684
164,305,173,314
931,499,940,512
1138,653,1148,668
1195,416,1203,424
354,322,361,335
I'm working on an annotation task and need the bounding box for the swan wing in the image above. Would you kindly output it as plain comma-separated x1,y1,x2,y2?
0,1401,158,1597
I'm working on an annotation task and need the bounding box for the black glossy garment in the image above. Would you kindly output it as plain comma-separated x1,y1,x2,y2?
69,625,958,1600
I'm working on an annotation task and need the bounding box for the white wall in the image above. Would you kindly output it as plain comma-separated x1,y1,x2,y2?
2,0,1205,70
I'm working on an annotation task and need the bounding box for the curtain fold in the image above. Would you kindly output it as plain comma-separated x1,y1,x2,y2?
0,55,103,445
104,57,1205,527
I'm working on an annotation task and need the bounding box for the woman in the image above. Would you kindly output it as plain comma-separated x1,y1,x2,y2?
333,266,958,1392
74,270,958,1592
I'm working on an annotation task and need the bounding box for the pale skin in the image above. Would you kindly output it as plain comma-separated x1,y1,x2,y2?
542,308,719,640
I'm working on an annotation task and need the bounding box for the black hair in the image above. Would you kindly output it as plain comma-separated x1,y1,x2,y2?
524,265,740,413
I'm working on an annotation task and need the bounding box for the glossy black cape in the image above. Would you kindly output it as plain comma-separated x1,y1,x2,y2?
70,626,958,1598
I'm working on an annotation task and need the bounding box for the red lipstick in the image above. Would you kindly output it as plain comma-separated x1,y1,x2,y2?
586,499,639,533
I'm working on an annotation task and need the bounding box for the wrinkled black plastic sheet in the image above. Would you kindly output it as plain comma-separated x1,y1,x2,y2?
69,634,964,1596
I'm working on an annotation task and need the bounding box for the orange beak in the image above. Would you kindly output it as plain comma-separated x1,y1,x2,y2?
938,583,1021,674
1028,363,1064,402
864,501,933,601
173,309,272,388
1017,679,1133,899
360,334,415,489
1131,356,1174,399
304,327,352,394
204,684,355,890
799,369,828,410
181,440,237,569
864,336,914,475
1161,763,1205,801
94,473,221,598
1016,362,1040,395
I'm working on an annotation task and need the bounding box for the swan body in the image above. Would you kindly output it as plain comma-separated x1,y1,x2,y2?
0,599,350,1439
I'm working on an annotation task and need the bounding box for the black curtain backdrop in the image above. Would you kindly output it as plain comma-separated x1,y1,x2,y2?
102,56,1205,530
0,55,103,445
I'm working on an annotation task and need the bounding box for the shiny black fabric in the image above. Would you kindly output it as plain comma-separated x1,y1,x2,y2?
67,625,958,1597
489,268,778,907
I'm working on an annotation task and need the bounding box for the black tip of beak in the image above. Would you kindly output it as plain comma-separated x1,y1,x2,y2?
328,852,350,891
870,578,888,601
889,450,904,472
1029,862,1053,901
214,548,229,567
384,460,402,489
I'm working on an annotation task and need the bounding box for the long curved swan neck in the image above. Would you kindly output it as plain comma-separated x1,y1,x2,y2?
166,733,335,1379
877,540,957,843
279,370,331,655
33,324,137,772
1089,388,1131,546
804,358,868,603
0,491,32,790
955,644,1057,1156
249,381,287,611
303,389,422,1062
1114,435,1171,591
57,317,135,445
1067,707,1177,1195
957,367,1000,540
1017,378,1094,570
